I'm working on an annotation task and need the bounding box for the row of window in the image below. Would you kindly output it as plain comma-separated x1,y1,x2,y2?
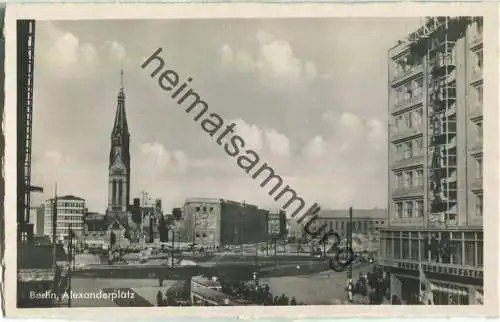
195,206,215,213
391,55,423,80
394,138,424,161
393,108,424,134
317,219,385,233
380,236,483,267
393,193,483,218
47,202,84,208
395,169,424,189
393,78,424,106
394,200,424,218
44,215,84,222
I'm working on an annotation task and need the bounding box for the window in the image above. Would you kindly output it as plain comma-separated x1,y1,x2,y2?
404,112,412,129
395,143,403,160
474,49,483,70
195,207,200,212
395,172,403,188
476,85,483,104
416,200,424,217
477,122,483,141
476,158,483,179
406,201,414,217
403,141,412,159
413,138,423,156
395,115,403,131
476,193,483,216
404,171,413,188
413,78,423,97
415,169,423,187
395,202,403,218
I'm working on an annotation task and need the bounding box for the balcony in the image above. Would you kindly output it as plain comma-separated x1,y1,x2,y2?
390,127,422,142
389,41,410,59
470,34,483,51
469,103,483,122
471,67,483,85
391,65,424,87
391,155,425,170
392,94,423,113
377,257,483,280
471,177,483,192
392,185,424,198
469,141,483,157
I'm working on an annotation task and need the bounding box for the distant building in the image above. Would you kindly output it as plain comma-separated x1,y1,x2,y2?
28,206,44,236
183,198,268,247
43,195,85,242
267,209,287,239
82,212,131,249
309,208,387,238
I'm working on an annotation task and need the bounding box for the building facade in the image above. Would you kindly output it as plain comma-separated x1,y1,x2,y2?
305,209,387,239
378,17,483,305
268,210,287,239
43,195,85,242
183,198,268,247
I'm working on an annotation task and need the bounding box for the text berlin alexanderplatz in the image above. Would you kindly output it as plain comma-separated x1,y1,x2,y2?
140,48,354,270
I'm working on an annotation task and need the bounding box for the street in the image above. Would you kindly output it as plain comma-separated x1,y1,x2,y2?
66,263,373,307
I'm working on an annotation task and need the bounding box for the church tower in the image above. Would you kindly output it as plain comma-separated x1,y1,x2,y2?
107,68,131,214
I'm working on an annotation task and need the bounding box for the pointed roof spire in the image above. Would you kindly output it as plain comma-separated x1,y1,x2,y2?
112,68,129,136
120,64,124,89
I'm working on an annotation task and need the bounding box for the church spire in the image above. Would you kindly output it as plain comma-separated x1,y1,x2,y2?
112,67,128,136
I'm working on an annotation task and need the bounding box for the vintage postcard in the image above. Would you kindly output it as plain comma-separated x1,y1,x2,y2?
2,2,498,318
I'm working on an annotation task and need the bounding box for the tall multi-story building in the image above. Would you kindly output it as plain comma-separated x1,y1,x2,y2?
183,198,268,247
43,195,86,242
29,206,44,236
378,17,483,305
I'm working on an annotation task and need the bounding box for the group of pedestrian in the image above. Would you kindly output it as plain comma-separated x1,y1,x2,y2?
350,267,390,304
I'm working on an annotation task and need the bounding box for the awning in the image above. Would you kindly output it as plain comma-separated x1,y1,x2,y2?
430,283,468,296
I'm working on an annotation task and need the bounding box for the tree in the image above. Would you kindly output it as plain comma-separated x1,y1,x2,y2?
110,232,116,246
172,208,182,220
159,215,168,242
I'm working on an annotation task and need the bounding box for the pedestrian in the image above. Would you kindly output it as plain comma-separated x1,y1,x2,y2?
290,297,297,306
156,290,163,306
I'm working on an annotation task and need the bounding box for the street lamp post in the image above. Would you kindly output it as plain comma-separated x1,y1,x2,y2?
68,223,73,308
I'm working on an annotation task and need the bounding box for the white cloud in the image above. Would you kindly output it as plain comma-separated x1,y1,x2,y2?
232,118,264,150
219,30,318,86
140,142,171,171
303,136,327,159
105,40,126,62
231,119,292,158
37,22,98,76
220,43,234,65
264,129,291,157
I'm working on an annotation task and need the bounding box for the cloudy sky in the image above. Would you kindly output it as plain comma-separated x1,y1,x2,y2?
31,18,421,213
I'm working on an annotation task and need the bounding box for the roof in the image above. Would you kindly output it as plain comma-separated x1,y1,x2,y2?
317,209,387,220
191,276,222,288
184,198,260,209
46,195,85,202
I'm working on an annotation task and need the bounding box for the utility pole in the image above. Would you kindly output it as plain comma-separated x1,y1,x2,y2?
347,207,353,280
171,229,175,268
52,183,58,269
68,223,72,308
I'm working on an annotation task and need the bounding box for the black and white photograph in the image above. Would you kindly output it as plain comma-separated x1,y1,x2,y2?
5,4,497,316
